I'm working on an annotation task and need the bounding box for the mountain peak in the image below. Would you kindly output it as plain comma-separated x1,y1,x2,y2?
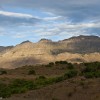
62,35,99,41
39,38,52,43
70,35,99,39
20,40,32,44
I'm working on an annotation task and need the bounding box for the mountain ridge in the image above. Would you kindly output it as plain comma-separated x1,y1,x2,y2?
0,35,100,69
0,46,13,54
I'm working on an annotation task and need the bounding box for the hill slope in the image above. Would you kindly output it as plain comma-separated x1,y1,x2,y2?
0,46,13,54
0,35,100,68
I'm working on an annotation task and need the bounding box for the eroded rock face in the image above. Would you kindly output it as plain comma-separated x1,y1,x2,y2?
0,35,100,69
60,35,100,53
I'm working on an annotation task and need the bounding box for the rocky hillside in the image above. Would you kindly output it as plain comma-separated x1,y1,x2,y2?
60,35,100,53
0,46,13,53
0,35,100,69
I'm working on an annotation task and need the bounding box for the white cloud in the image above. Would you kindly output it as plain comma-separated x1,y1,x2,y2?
0,11,33,18
32,21,100,38
43,16,62,21
0,10,41,27
0,0,100,22
0,0,100,40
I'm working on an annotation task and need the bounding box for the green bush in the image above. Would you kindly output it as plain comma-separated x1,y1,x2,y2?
55,61,68,65
28,69,36,75
67,63,74,69
84,71,100,78
49,62,54,66
10,79,34,93
0,70,7,75
82,62,100,78
54,76,64,83
84,72,95,78
38,76,46,79
94,71,100,78
0,69,78,99
45,62,54,67
0,83,11,98
64,70,78,79
0,79,34,98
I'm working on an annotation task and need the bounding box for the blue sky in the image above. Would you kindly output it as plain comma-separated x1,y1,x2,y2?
0,0,100,46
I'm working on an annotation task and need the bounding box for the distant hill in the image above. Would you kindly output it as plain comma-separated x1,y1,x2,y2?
59,35,100,53
0,35,100,69
0,46,13,53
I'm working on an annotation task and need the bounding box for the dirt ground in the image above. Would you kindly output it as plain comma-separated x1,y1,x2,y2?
3,78,100,100
0,63,100,100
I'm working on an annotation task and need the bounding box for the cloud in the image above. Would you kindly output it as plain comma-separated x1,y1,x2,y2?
12,33,29,38
0,0,100,22
32,21,100,39
0,11,34,18
0,0,100,42
43,16,63,21
0,10,41,27
0,0,100,26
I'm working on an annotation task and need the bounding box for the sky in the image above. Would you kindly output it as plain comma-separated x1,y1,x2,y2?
0,0,100,46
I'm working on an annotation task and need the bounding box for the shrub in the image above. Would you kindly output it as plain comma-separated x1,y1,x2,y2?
55,61,68,65
28,69,36,75
38,76,46,80
0,68,79,99
45,62,54,67
82,62,100,78
0,79,34,98
84,72,95,78
64,70,78,79
49,62,54,66
9,79,35,95
67,63,74,69
54,76,64,83
0,70,7,75
94,71,100,78
0,83,11,98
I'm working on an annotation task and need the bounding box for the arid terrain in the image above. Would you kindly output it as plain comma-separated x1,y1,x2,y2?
0,35,99,100
0,35,100,69
4,78,100,100
0,61,99,100
1,0,100,100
